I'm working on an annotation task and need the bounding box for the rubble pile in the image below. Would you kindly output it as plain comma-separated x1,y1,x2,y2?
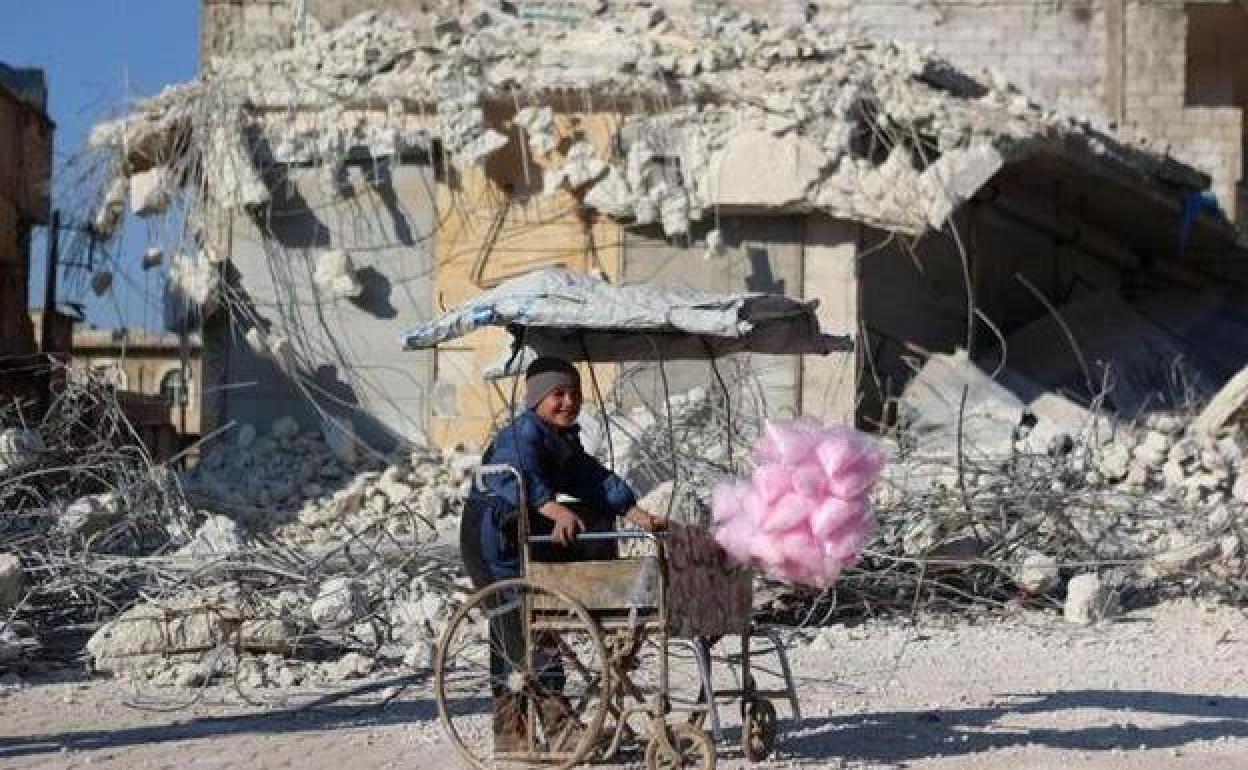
767,356,1248,627
89,1,1202,253
0,363,194,666
182,416,478,545
76,420,482,691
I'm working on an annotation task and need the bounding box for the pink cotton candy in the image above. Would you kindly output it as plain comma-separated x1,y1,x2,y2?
715,521,754,564
814,431,860,477
749,529,788,566
824,453,886,499
711,481,745,524
752,465,793,505
760,420,819,464
823,522,869,565
711,417,885,589
762,492,814,533
741,489,767,527
791,461,827,497
810,496,867,539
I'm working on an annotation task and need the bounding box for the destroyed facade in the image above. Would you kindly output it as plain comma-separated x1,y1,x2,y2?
0,63,54,403
85,0,1248,456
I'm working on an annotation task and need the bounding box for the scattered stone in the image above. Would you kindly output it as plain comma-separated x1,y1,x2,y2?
327,651,373,681
55,492,125,538
1064,574,1118,625
176,516,244,559
310,578,368,630
1016,553,1060,594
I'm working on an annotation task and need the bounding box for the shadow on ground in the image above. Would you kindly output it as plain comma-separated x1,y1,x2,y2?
4,687,1245,764
0,676,439,760
763,689,1248,764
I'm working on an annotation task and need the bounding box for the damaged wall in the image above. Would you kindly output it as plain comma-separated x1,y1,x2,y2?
148,1,1245,450
430,106,624,449
858,202,1130,424
832,0,1244,222
215,160,438,449
0,65,53,402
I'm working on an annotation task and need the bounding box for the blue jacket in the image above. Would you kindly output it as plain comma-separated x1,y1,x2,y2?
463,409,637,580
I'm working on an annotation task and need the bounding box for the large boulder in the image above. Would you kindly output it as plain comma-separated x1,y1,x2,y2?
87,592,242,672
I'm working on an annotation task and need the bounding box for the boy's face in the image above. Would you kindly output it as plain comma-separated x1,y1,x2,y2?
535,384,582,430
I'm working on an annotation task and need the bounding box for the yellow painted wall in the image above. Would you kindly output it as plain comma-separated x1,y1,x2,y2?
430,106,623,450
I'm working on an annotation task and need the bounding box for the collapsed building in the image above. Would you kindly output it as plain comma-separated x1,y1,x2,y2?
87,0,1248,456
6,0,1248,688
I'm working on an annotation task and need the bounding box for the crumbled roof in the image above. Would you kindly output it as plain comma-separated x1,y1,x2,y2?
87,4,1218,239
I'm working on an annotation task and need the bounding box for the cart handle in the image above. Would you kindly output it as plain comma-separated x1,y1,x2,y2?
527,531,665,545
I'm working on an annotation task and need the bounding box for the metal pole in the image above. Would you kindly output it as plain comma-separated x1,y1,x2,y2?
179,328,190,440
40,209,59,355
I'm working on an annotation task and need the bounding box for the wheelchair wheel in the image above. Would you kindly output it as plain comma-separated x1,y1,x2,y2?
644,723,716,770
435,578,609,769
742,697,777,761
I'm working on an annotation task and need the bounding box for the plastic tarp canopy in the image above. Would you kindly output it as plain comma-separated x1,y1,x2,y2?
399,268,851,370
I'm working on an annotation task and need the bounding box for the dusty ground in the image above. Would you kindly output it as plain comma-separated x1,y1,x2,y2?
2,599,1247,769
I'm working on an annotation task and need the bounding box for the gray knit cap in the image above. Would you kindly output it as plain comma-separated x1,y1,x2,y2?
524,357,581,410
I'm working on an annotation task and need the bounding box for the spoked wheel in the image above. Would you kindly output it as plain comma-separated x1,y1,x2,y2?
741,697,777,762
644,723,716,770
435,578,609,769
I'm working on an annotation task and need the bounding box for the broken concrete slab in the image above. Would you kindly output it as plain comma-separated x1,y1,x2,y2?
899,350,1025,463
706,130,827,210
921,142,1006,229
87,593,241,673
129,166,174,217
1192,364,1248,438
1005,292,1189,414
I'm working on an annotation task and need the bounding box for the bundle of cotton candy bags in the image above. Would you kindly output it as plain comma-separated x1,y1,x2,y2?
711,418,885,588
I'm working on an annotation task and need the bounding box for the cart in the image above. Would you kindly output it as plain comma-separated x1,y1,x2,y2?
401,269,851,769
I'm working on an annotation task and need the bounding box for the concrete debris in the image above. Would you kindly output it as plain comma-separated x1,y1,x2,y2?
514,106,557,156
309,577,367,629
550,141,607,190
90,270,114,297
164,252,220,331
55,492,125,539
0,553,25,614
0,428,43,476
1015,553,1060,595
1063,573,1119,625
1192,363,1248,438
129,166,174,217
90,4,1205,245
91,177,127,239
312,249,363,301
141,246,164,270
326,651,373,681
175,515,244,559
87,591,241,673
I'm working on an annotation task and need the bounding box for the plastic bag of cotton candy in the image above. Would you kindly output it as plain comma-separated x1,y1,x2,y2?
711,418,886,588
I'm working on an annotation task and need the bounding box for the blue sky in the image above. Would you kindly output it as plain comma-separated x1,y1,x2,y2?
3,1,200,330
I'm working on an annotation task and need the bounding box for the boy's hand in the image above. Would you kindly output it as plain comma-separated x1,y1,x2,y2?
628,507,668,533
544,503,585,546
